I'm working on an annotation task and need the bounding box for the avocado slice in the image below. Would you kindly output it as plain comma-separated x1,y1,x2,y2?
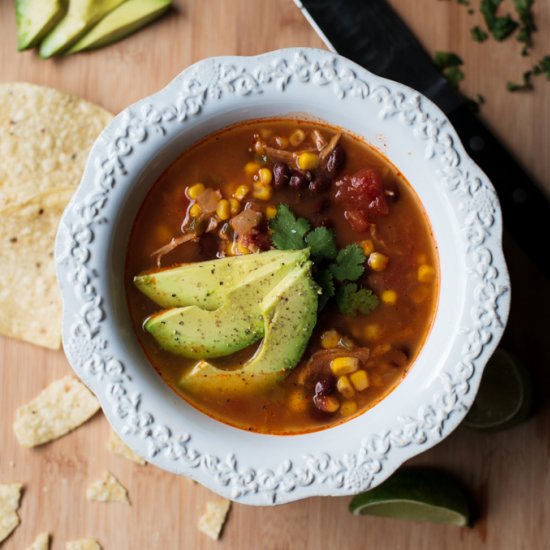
67,0,171,53
134,249,308,310
16,0,66,51
179,262,319,396
144,255,306,359
39,0,126,58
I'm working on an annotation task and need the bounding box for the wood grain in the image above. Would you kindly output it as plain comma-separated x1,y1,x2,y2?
1,1,549,549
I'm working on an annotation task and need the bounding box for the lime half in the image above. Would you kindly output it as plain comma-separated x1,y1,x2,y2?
349,468,470,526
463,348,533,431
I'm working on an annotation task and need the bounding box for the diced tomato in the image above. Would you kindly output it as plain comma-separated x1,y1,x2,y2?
334,169,389,231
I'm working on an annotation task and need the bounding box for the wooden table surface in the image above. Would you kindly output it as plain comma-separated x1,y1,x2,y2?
1,1,549,549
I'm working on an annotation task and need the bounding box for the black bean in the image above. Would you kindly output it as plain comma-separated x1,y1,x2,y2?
272,161,290,189
289,171,308,190
326,145,346,175
314,376,336,397
309,174,331,193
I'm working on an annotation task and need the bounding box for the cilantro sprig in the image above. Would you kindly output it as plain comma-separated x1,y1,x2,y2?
269,204,378,316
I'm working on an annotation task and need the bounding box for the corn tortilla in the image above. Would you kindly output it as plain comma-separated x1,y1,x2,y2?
107,430,146,465
198,499,231,540
26,532,50,550
86,471,129,504
13,376,100,447
0,483,23,544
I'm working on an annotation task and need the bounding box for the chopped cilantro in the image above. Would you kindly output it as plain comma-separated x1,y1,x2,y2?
434,52,465,89
480,0,518,41
329,244,366,282
434,51,463,69
471,25,489,42
316,269,335,311
305,226,338,262
513,0,536,55
269,204,310,250
532,55,550,80
507,71,534,91
336,283,379,316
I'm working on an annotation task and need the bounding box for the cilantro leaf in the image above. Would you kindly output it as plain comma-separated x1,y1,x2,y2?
444,66,465,89
336,283,379,316
269,204,310,250
329,244,366,282
316,269,335,311
513,0,536,55
471,25,488,42
434,51,463,70
480,0,518,41
305,226,338,262
507,70,534,91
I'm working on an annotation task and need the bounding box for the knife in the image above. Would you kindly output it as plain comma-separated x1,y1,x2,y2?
294,0,550,278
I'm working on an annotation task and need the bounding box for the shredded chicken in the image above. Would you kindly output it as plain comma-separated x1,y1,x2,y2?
319,133,342,160
264,146,296,164
151,233,198,267
312,129,327,151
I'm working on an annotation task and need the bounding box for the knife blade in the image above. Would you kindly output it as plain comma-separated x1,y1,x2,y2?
295,0,550,278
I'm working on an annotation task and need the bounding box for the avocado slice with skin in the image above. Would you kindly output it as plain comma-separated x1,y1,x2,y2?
179,262,319,396
144,255,307,359
16,0,66,51
67,0,171,53
39,0,126,58
134,249,308,310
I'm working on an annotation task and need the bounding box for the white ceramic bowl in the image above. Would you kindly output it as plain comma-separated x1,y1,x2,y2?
55,48,510,505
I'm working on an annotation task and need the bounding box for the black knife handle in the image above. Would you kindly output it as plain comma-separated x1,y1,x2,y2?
448,103,550,278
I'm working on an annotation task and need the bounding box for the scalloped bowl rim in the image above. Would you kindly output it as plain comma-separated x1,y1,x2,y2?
55,48,510,506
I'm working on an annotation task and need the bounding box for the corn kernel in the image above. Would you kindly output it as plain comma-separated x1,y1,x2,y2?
297,152,320,170
189,203,201,217
289,129,306,147
364,324,381,341
368,252,389,272
216,199,231,221
350,369,369,391
337,375,355,399
331,357,359,376
244,162,260,177
258,167,273,185
411,285,430,304
233,185,250,200
321,329,340,349
266,206,277,219
288,389,309,413
360,239,375,256
320,395,340,413
187,183,205,199
372,343,391,357
228,198,241,215
260,128,273,139
340,400,358,417
225,242,234,256
381,289,398,305
275,136,289,148
418,264,435,283
338,336,356,350
253,182,273,201
236,241,250,255
254,140,266,154
417,253,428,264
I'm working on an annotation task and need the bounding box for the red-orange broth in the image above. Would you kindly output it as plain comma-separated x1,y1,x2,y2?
126,119,439,434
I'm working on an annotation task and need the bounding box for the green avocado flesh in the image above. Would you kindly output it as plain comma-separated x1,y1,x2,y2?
143,251,309,359
39,0,126,58
134,249,308,310
179,262,319,396
16,0,65,51
68,0,171,53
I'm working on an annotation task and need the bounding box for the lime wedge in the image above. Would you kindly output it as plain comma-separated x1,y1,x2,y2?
349,468,470,526
463,348,533,431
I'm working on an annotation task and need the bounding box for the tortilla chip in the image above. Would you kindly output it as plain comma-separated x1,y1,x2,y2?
13,376,100,447
0,483,23,544
86,471,129,504
0,83,112,210
26,532,50,550
198,499,231,540
0,83,112,349
107,430,146,465
0,192,72,349
66,540,101,550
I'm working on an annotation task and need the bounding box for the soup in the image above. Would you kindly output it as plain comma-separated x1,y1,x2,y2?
125,119,438,434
